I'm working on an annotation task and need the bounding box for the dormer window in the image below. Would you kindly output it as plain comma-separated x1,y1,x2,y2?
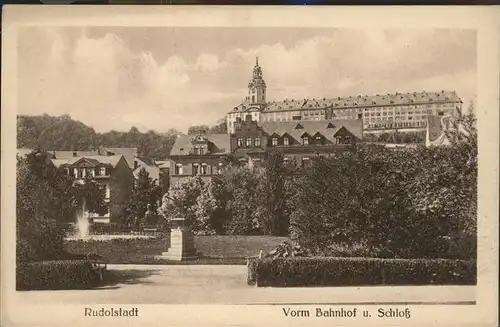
302,136,309,145
284,137,289,146
272,137,278,146
326,122,335,129
193,146,200,155
100,167,107,176
315,135,323,144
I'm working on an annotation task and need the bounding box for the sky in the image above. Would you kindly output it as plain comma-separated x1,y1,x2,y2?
17,27,477,133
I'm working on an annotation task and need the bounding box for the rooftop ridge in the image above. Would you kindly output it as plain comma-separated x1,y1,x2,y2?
231,90,462,113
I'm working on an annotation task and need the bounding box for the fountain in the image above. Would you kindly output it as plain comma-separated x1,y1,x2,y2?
64,200,154,242
75,210,90,239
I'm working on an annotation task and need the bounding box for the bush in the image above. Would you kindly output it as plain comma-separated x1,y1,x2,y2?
247,257,476,287
17,217,65,262
16,260,102,290
288,142,477,260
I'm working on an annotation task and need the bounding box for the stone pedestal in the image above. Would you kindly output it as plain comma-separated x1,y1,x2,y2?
157,227,198,261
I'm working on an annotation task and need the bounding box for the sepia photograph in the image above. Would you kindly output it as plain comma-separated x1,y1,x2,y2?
1,5,498,327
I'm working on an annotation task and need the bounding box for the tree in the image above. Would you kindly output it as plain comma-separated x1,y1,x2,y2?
16,150,73,261
71,175,108,217
159,175,216,235
125,168,160,229
254,150,291,236
217,166,263,235
287,141,477,259
209,121,228,134
188,125,210,135
17,114,181,160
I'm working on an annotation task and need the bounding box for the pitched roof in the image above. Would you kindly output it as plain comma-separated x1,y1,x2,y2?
49,150,99,158
232,99,263,112
100,147,137,168
170,133,230,156
261,119,363,141
156,160,171,169
52,155,124,168
133,164,160,181
238,91,461,113
136,156,156,166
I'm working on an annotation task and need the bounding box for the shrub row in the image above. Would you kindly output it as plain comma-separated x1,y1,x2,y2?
17,260,102,290
247,257,476,287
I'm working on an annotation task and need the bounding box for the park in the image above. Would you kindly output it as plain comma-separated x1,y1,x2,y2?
15,108,478,304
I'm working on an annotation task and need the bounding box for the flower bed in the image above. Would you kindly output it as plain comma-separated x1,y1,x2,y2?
16,260,103,290
247,257,476,287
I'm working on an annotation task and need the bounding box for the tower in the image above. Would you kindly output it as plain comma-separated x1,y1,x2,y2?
247,57,267,105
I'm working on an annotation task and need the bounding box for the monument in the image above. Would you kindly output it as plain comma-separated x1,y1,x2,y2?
156,217,198,261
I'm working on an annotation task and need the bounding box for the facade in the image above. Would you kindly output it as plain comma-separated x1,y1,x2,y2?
168,132,231,186
52,155,134,224
227,59,463,135
231,116,363,169
168,117,363,187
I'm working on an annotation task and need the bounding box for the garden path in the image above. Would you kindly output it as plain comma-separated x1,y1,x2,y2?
16,264,475,305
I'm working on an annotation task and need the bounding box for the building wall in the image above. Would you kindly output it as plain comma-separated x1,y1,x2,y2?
109,157,134,223
227,100,461,134
169,155,226,188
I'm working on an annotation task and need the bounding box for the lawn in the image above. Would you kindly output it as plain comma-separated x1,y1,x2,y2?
64,234,287,265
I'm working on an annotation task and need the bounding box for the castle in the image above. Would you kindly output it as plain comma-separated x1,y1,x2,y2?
226,58,463,134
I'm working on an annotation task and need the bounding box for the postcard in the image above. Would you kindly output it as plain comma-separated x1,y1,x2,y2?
1,5,498,327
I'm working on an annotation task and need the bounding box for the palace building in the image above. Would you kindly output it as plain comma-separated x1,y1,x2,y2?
168,116,363,186
226,58,463,135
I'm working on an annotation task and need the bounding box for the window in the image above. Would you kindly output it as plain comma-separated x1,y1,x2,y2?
217,163,224,174
336,135,351,144
302,136,309,145
315,135,322,144
237,138,244,147
283,137,289,146
272,137,278,146
73,168,78,178
193,146,200,155
201,163,208,175
301,157,310,167
100,167,106,176
192,164,199,175
254,137,261,147
175,164,183,175
246,137,252,147
105,186,110,199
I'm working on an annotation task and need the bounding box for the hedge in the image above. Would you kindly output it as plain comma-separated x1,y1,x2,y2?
17,260,102,290
247,257,476,287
